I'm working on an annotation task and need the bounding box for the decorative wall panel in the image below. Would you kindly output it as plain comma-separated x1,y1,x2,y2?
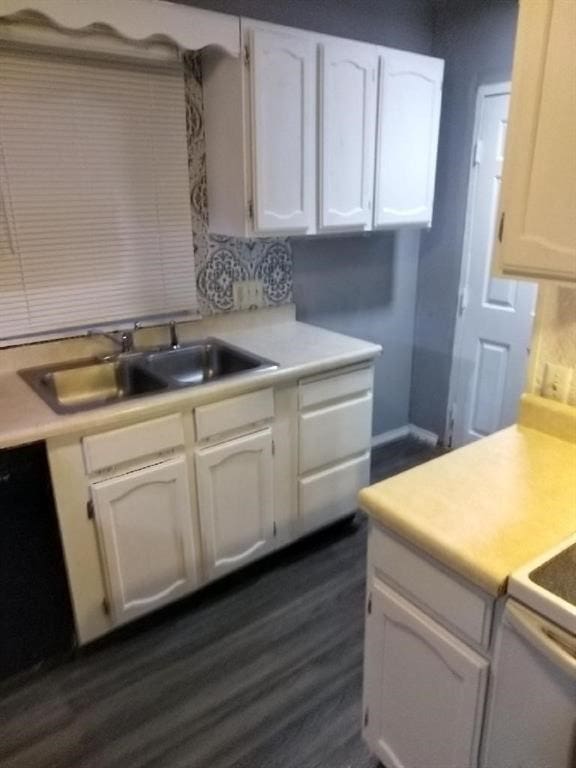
183,55,293,315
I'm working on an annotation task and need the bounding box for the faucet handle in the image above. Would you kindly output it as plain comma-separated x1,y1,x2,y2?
169,321,179,350
120,330,134,354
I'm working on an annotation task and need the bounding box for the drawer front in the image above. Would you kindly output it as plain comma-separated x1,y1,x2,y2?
299,452,370,533
299,365,373,409
194,388,274,442
299,392,372,474
368,525,493,649
83,414,185,475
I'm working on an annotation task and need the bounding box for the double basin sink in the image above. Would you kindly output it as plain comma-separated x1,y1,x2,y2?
20,338,278,414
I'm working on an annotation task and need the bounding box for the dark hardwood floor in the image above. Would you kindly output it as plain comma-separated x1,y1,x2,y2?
0,437,444,768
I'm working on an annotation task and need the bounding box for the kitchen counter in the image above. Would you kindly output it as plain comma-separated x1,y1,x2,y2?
0,306,381,450
359,395,576,596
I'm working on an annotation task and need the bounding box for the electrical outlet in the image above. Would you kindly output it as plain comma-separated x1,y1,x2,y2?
233,280,264,311
541,363,573,403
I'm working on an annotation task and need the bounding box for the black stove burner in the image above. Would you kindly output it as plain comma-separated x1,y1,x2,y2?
529,543,576,607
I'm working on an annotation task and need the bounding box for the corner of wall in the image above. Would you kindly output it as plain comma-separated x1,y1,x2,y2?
528,283,576,406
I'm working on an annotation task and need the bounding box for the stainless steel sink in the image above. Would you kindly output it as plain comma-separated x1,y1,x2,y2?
20,338,278,414
143,339,277,386
21,358,168,414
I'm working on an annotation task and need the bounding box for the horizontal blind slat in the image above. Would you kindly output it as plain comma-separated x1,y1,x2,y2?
0,48,196,341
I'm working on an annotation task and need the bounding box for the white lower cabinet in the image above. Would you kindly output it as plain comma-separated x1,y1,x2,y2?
363,578,488,768
298,452,370,535
297,366,374,534
91,456,199,626
195,427,275,579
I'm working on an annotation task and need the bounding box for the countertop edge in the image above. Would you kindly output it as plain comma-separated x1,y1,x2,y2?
0,344,381,450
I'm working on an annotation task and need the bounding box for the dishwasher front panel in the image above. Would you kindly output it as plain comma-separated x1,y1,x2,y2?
481,599,576,768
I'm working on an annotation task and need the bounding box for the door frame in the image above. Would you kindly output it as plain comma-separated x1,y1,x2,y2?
445,81,511,446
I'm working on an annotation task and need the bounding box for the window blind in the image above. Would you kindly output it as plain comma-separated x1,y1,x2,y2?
0,47,197,342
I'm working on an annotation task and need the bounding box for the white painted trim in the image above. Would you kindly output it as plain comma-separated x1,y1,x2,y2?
409,424,439,446
372,424,439,448
0,0,240,56
371,426,411,448
445,81,511,445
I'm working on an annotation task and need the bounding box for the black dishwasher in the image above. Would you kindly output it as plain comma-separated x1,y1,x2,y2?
0,442,75,680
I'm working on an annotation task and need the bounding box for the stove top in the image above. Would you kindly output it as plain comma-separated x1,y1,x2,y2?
530,543,576,607
508,532,576,634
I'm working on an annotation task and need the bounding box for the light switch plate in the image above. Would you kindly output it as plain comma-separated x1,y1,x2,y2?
233,280,264,311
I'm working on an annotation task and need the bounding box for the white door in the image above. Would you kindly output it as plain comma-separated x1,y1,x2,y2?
91,456,198,626
363,579,488,768
319,39,378,231
448,84,537,447
374,48,443,228
195,427,275,579
250,27,316,234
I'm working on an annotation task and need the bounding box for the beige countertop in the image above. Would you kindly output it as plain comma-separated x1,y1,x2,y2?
359,395,576,596
0,307,381,450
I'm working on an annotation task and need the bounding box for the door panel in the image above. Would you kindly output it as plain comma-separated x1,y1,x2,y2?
374,49,443,228
469,340,509,437
363,579,488,768
319,40,377,230
450,87,537,447
92,456,198,625
250,28,315,234
195,427,274,579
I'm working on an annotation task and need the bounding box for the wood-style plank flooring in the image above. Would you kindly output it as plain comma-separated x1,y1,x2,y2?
0,437,444,768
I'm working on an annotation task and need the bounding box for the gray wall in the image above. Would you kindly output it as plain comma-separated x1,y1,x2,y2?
293,232,420,435
410,0,519,439
180,0,435,436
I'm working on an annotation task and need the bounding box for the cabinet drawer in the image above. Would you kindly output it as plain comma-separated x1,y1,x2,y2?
299,392,372,474
194,388,274,442
368,525,493,649
299,366,373,409
83,414,185,475
299,452,370,533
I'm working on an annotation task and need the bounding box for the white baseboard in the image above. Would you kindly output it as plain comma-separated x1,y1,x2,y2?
409,424,439,446
372,424,439,449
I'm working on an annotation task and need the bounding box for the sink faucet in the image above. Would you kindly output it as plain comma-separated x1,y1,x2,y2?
169,321,179,350
90,329,134,355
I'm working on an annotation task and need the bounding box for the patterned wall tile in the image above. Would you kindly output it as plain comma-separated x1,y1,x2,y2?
183,54,293,315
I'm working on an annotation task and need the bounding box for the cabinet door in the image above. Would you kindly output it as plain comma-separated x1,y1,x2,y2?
195,427,274,579
494,0,576,282
92,456,198,626
374,49,443,229
319,39,378,231
250,27,316,234
363,579,488,768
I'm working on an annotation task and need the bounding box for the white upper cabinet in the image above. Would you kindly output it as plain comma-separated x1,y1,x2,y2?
493,0,576,283
319,39,378,231
203,20,316,238
250,27,316,234
204,20,444,237
374,48,443,229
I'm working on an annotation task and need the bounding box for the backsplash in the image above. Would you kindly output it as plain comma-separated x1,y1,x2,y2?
183,55,293,315
529,284,576,406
